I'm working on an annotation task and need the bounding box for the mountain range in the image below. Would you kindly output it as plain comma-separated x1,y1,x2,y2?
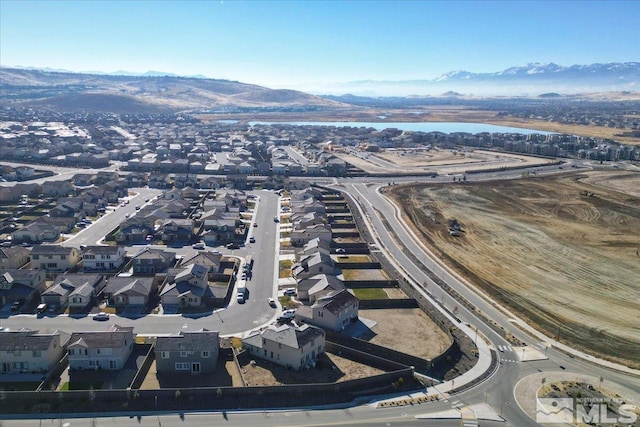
0,67,344,113
1,63,638,114
316,62,640,97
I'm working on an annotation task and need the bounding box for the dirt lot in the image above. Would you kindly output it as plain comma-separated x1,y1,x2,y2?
358,308,452,360
387,170,640,368
334,147,553,176
241,307,452,386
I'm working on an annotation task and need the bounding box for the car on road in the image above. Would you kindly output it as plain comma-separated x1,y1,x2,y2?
268,298,276,307
135,205,141,210
93,312,110,321
273,217,280,223
253,223,258,227
249,236,255,243
226,242,239,250
192,242,205,250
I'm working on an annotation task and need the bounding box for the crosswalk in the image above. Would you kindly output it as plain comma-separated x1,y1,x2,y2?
462,421,478,427
497,344,513,353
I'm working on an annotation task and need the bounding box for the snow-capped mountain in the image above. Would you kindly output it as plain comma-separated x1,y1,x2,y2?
319,62,640,97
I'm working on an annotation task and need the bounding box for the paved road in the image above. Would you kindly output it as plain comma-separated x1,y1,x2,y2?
337,180,640,426
0,190,281,337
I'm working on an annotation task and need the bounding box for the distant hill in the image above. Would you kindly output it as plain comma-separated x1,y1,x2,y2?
317,62,640,97
0,68,344,113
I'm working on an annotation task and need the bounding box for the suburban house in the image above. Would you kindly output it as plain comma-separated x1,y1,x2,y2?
292,251,339,281
30,245,81,273
155,329,220,375
116,218,154,244
242,323,325,370
103,276,156,307
298,237,332,259
160,263,211,308
81,246,126,272
131,247,176,274
296,273,345,302
41,273,105,309
0,246,31,270
160,219,195,244
178,251,223,277
295,289,359,332
11,222,60,244
67,325,134,371
0,329,65,375
290,223,332,247
0,269,46,306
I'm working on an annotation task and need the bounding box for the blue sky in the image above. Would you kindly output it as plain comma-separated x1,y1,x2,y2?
1,0,638,90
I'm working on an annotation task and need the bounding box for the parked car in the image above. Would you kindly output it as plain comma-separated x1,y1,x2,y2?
93,312,110,321
249,236,255,243
336,248,346,254
10,300,23,311
36,303,48,313
192,242,205,250
268,297,276,307
283,288,297,296
273,217,280,223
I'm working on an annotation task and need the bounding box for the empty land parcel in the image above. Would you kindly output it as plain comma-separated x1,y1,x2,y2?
387,171,640,368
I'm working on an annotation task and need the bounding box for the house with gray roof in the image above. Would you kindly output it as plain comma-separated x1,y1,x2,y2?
0,269,46,306
103,276,156,307
30,245,81,272
131,247,176,274
81,245,126,272
160,263,211,308
67,325,134,371
0,329,65,375
242,323,325,370
290,223,332,247
155,329,219,375
42,273,105,309
292,251,339,281
0,246,31,271
296,273,345,302
295,289,359,332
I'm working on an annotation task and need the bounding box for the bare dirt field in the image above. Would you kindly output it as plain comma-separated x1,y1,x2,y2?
240,308,452,386
386,170,640,368
358,309,452,360
336,147,553,176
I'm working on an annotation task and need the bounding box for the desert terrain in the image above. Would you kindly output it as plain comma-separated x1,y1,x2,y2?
386,170,640,367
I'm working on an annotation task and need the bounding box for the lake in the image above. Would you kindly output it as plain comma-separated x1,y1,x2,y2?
249,121,554,135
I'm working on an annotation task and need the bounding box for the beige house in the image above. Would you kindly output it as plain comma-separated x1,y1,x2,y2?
67,325,134,371
0,246,31,271
290,223,332,247
295,289,359,332
242,323,325,370
30,245,81,273
0,329,65,375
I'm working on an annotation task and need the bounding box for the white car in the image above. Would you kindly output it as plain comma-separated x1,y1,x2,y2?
93,312,110,321
192,242,205,250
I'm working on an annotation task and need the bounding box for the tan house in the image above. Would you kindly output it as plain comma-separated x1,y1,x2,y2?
0,246,31,271
0,329,65,374
242,323,325,370
67,325,134,371
30,245,81,273
295,289,359,332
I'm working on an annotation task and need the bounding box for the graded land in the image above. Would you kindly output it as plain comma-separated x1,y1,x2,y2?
386,170,640,368
333,147,554,176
